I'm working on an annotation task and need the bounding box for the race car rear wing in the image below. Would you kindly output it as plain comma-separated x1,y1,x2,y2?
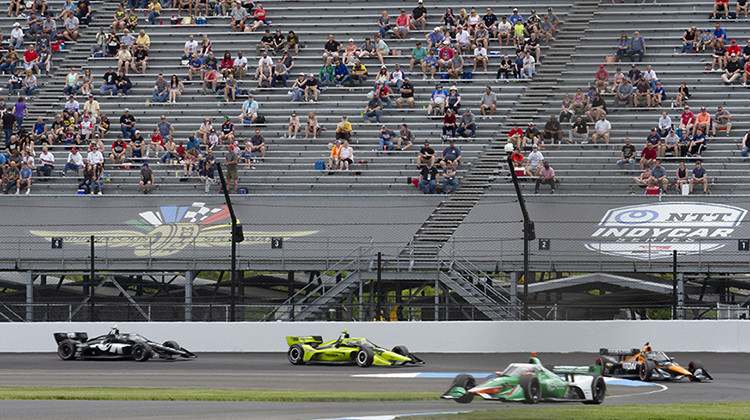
53,332,88,343
599,348,640,356
286,335,324,346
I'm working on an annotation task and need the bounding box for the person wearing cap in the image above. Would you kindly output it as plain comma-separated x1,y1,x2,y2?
446,86,461,113
394,9,411,39
594,64,609,92
497,54,512,80
441,108,457,139
335,116,352,141
119,108,137,139
341,39,358,65
363,93,383,124
357,37,376,61
498,15,512,46
527,9,542,34
8,23,23,51
627,31,645,62
568,116,589,145
437,41,454,71
687,129,707,157
427,84,448,116
61,147,84,176
523,122,541,148
290,72,306,102
374,34,389,66
411,0,427,30
425,27,444,53
509,8,522,25
396,77,414,109
722,53,742,85
424,50,438,79
410,41,428,77
322,34,342,62
351,58,368,86
379,125,396,151
139,162,154,194
129,130,146,158
239,94,259,123
711,106,732,136
525,144,544,176
87,142,104,166
522,50,535,79
303,73,319,102
694,107,711,135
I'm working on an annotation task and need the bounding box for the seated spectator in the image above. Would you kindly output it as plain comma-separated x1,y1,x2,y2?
337,140,354,171
437,41,454,72
572,87,587,115
739,0,749,17
250,3,268,32
417,141,435,167
633,167,651,186
110,135,128,164
238,94,259,124
247,128,266,159
712,105,732,136
558,93,575,123
357,37,377,61
497,54,513,80
633,78,651,108
610,67,625,93
523,122,541,148
680,26,698,54
657,111,672,138
566,116,588,145
534,161,555,194
678,105,695,134
350,58,368,86
541,115,562,145
457,108,476,138
441,160,458,194
613,78,632,108
230,2,248,32
322,34,342,62
233,51,248,79
446,86,461,113
710,40,727,72
674,161,689,193
614,33,629,62
290,73,306,102
377,10,391,39
394,9,411,39
509,147,524,168
591,114,611,146
14,161,32,194
646,126,662,152
447,51,464,80
628,31,646,62
664,129,681,156
427,84,448,116
454,25,471,54
183,147,197,175
412,0,427,30
647,160,668,192
36,145,54,177
150,73,169,103
722,53,742,84
594,64,608,92
693,107,711,135
303,73,319,102
522,51,536,78
617,138,636,172
120,108,136,139
222,73,238,101
139,163,154,194
255,61,272,88
695,29,712,53
23,69,37,97
272,58,289,88
374,34,389,66
63,67,81,96
713,0,730,18
687,129,707,156
689,161,708,194
441,109,457,139
116,70,132,96
379,124,396,151
396,77,414,109
196,118,213,142
219,116,235,143
639,141,657,170
398,123,414,151
479,86,497,120
441,139,461,169
61,146,84,176
188,54,204,81
204,67,219,95
652,82,666,108
63,12,80,41
305,111,319,139
318,58,334,87
333,59,350,86
525,144,544,176
508,123,523,148
130,130,146,158
418,161,439,194
335,116,352,141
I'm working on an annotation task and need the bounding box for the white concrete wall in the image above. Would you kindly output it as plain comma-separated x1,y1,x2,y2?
4,321,750,353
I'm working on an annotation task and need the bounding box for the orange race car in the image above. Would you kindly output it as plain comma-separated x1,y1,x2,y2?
595,343,712,382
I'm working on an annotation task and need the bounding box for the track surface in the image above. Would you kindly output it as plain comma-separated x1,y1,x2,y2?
0,352,746,419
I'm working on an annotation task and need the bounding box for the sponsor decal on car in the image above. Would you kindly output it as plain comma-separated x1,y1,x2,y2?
584,202,747,260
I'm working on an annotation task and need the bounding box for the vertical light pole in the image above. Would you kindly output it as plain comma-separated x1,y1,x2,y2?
216,163,244,321
506,155,535,320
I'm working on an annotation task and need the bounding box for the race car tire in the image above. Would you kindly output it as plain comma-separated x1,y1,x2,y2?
688,360,704,382
638,360,655,381
392,345,409,356
356,347,374,367
132,343,152,362
594,357,605,373
452,374,476,404
57,339,77,360
584,375,606,404
288,344,305,365
519,375,541,404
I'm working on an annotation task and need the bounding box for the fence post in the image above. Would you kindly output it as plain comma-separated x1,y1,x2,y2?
26,271,33,322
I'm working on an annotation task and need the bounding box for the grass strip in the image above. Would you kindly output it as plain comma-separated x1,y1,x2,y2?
0,387,436,402
401,402,750,420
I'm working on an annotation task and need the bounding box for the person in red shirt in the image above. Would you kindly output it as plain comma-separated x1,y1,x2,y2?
147,128,163,158
176,142,185,157
438,41,454,70
713,0,729,18
508,123,523,148
640,142,657,170
394,9,411,39
23,46,39,74
727,39,741,56
678,105,695,134
594,64,609,92
442,108,457,139
510,147,524,167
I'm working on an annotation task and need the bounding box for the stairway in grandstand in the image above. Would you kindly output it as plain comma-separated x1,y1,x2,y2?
400,0,600,264
7,0,570,196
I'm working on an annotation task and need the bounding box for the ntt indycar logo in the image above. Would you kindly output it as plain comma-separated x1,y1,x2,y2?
584,202,747,260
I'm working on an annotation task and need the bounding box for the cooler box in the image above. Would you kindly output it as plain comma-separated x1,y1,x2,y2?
681,184,690,195
645,185,660,195
514,167,526,177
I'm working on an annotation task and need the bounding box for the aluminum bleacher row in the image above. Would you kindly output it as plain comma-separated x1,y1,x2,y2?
2,0,577,196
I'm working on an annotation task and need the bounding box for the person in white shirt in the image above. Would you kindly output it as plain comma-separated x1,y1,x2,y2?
657,110,672,137
592,114,612,145
387,64,405,89
80,115,95,141
183,34,198,60
337,140,355,170
498,17,512,46
257,51,273,68
473,44,487,71
10,23,24,50
87,145,104,165
643,65,658,91
525,144,544,176
37,146,55,177
61,147,84,176
522,51,535,78
454,26,471,54
233,51,248,79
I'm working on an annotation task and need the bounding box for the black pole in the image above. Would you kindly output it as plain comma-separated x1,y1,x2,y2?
216,163,240,321
506,155,534,320
672,250,678,320
375,252,382,320
89,235,95,321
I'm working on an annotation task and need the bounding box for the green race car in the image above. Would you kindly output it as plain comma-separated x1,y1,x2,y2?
285,330,424,367
442,353,606,404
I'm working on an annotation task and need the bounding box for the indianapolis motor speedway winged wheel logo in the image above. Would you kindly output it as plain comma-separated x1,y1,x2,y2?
30,202,318,257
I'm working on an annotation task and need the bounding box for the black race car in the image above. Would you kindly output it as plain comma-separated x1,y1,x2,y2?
54,327,196,361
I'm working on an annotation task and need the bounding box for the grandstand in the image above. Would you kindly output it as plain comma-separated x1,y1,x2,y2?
1,0,749,323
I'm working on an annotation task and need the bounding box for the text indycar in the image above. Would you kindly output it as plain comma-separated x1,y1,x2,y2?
595,342,712,382
441,353,605,404
286,330,424,367
54,327,196,361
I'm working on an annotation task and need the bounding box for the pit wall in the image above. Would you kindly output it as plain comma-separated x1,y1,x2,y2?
3,321,749,353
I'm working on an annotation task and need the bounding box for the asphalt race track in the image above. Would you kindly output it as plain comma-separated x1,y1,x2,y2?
0,352,747,420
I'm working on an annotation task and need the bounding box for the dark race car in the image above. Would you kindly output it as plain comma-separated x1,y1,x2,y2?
54,327,196,361
596,342,712,382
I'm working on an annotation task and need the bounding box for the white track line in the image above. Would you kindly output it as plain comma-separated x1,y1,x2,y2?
608,382,669,398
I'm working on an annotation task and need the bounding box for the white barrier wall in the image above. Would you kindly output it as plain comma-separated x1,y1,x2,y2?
4,321,750,353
